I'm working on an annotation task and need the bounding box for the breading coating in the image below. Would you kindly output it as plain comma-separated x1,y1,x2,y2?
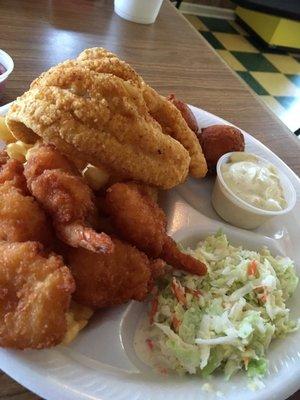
0,149,27,192
0,150,53,245
24,144,113,253
107,182,166,258
142,86,207,178
0,241,75,349
0,182,53,245
77,48,207,178
106,182,207,276
67,237,165,309
6,51,191,189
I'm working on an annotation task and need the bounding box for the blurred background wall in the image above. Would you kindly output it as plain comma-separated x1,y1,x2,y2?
184,0,235,9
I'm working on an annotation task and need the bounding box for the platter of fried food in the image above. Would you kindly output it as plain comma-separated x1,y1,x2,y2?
0,48,299,400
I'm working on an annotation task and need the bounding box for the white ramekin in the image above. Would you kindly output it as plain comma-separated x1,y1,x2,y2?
0,49,14,98
211,152,297,229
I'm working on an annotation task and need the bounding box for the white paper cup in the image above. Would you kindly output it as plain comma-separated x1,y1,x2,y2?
211,152,296,230
114,0,164,24
0,49,14,99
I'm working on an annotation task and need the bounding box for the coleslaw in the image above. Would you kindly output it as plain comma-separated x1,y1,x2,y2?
140,232,299,381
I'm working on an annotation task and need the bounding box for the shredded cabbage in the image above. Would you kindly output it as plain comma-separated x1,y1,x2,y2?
144,232,299,381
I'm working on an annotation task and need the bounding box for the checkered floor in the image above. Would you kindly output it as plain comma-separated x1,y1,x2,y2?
183,14,300,137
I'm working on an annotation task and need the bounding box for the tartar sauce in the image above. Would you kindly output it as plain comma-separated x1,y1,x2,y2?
221,153,287,211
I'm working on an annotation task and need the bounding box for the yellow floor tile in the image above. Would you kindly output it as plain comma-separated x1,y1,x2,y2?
183,14,208,31
217,50,246,71
251,72,300,96
263,54,300,74
229,20,248,36
213,32,258,52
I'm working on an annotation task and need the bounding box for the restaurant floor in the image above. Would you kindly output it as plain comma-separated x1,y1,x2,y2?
183,14,300,137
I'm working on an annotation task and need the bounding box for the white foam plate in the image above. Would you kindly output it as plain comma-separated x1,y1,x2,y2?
0,103,299,400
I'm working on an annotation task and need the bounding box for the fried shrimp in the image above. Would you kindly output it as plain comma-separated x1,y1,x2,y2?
106,182,207,276
24,144,113,253
0,149,27,192
0,241,75,349
0,181,53,245
67,237,165,309
0,150,53,245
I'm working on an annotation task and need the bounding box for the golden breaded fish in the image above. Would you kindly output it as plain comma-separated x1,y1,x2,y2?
77,47,207,178
6,62,190,189
6,47,207,184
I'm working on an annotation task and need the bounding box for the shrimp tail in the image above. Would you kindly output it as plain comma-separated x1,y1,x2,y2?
162,237,207,276
56,222,114,253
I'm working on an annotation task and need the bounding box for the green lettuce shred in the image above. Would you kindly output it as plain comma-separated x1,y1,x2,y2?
145,232,299,381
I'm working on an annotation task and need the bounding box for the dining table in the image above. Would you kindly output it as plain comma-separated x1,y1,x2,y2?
0,0,299,399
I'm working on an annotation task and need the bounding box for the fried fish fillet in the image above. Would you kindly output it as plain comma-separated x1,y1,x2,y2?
6,47,207,186
77,48,207,178
6,59,190,189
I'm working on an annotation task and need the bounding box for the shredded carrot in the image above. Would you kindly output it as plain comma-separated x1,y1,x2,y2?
145,338,154,351
149,297,158,324
172,315,181,332
186,287,202,298
191,289,202,298
171,278,187,305
254,286,261,291
247,260,258,276
254,285,268,302
243,356,249,369
151,286,158,296
259,292,268,303
159,367,168,375
254,285,264,293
